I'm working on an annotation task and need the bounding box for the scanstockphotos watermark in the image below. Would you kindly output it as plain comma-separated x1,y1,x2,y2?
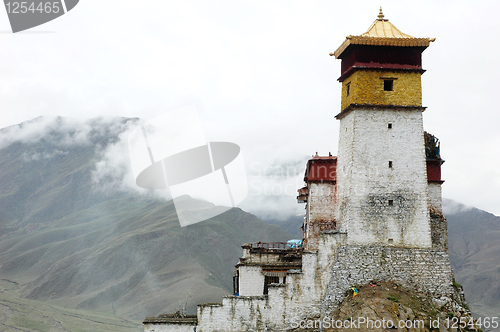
289,316,499,330
290,316,421,330
3,0,79,33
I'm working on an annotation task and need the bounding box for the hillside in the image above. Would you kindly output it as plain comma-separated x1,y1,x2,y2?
0,117,292,328
0,278,140,332
0,195,291,319
445,200,500,321
323,282,476,332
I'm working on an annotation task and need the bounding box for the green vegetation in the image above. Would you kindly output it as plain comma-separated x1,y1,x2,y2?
11,315,51,332
0,280,140,332
387,294,399,302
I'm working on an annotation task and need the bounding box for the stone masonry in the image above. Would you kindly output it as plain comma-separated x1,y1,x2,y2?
321,245,457,316
336,108,432,248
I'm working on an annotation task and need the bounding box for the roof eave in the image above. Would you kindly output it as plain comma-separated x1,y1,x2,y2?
332,37,353,59
332,36,436,59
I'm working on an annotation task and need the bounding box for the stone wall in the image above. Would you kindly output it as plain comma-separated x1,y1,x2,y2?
305,182,337,249
305,221,336,250
143,315,197,332
336,108,432,248
307,182,337,223
144,323,195,332
239,265,265,296
240,248,299,265
428,182,443,211
430,207,448,251
335,110,354,233
322,245,457,316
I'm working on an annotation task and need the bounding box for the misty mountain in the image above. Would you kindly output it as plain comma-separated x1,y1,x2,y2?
0,117,292,328
444,200,500,320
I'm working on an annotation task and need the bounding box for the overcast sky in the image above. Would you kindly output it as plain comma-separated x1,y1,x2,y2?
1,0,499,219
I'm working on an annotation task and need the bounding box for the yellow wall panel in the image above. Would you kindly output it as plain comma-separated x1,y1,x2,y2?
341,70,422,111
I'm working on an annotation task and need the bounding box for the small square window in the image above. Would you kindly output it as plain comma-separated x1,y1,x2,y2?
267,276,279,284
388,161,393,168
346,83,351,97
384,80,393,91
388,200,394,206
388,123,392,129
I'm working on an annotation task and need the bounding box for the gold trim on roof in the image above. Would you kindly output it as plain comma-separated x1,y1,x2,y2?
331,8,435,58
378,6,384,20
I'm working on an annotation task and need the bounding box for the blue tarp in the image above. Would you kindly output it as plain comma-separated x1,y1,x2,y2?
286,239,303,248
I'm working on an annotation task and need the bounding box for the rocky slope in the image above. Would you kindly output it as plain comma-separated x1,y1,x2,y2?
325,282,478,332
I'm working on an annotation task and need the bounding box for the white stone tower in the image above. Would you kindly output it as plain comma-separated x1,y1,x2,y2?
332,8,436,249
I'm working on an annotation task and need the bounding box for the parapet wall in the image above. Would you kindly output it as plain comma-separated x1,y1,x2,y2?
322,245,457,316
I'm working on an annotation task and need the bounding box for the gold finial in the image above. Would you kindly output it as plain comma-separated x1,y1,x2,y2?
378,7,385,20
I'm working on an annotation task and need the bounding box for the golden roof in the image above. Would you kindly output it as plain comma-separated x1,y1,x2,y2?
332,8,435,58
